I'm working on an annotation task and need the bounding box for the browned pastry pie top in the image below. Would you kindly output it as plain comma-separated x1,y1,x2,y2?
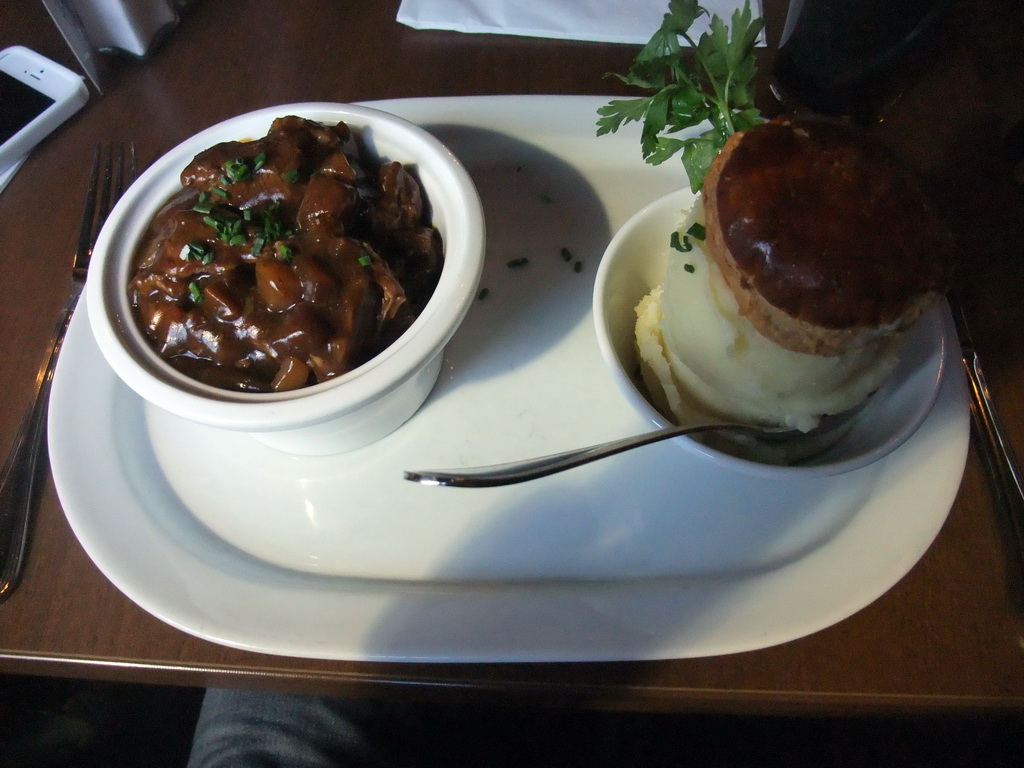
706,116,953,333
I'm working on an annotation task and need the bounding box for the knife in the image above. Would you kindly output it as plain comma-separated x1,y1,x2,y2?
950,297,1024,584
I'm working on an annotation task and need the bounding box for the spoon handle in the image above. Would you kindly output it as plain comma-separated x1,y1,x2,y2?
403,422,748,488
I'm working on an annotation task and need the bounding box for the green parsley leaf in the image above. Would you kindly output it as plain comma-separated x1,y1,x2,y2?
597,0,764,192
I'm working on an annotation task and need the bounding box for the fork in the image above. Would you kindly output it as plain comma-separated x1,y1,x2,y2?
0,144,137,602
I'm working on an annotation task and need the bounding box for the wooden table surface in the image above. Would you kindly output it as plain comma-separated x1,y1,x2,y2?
2,0,1024,715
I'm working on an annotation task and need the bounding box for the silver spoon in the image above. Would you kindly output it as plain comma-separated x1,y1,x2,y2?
403,421,798,488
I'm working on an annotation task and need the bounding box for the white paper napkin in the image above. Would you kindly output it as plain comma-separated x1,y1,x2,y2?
397,0,764,45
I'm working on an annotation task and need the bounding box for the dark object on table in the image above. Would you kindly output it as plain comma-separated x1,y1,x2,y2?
772,0,953,120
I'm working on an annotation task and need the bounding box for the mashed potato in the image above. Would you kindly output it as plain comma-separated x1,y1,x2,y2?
635,201,904,433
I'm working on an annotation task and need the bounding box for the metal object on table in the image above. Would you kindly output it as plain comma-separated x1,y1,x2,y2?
950,297,1024,580
402,402,882,486
0,143,136,602
403,422,793,488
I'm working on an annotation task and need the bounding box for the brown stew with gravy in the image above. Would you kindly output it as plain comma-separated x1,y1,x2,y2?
129,116,443,392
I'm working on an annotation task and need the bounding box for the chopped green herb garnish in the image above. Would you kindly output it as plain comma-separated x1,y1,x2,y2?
507,257,529,268
224,156,261,183
283,169,300,183
276,243,294,263
258,204,291,243
224,160,246,180
670,230,693,252
669,222,706,254
596,0,763,192
203,211,245,244
560,247,572,262
212,187,229,198
184,241,214,264
188,281,204,304
193,192,213,214
358,253,373,267
573,260,583,273
684,263,696,273
195,198,297,259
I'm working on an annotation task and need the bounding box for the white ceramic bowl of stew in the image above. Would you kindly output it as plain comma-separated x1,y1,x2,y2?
87,102,484,455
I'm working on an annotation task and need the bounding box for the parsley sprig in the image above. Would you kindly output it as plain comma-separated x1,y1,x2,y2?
596,0,763,192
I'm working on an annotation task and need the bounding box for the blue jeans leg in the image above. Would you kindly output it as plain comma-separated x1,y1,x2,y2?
186,689,421,768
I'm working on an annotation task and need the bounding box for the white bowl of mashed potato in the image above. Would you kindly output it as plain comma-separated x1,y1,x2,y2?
593,185,950,477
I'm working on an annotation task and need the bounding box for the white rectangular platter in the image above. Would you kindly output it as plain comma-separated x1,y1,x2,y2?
48,96,969,662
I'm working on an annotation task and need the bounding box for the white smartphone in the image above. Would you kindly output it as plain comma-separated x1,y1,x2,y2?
0,45,89,175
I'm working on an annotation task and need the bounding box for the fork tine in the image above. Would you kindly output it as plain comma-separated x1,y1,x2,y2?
76,143,139,267
101,143,137,227
75,146,103,264
125,142,138,188
93,146,116,239
111,144,138,212
110,145,123,202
